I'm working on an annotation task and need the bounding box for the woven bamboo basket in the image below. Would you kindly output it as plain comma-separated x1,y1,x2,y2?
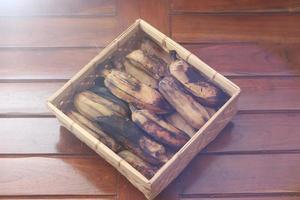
47,19,241,199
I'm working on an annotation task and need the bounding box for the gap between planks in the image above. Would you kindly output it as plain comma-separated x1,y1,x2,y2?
180,192,300,199
3,149,300,158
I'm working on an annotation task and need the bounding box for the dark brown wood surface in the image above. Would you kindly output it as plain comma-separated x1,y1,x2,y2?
171,0,300,13
1,0,300,199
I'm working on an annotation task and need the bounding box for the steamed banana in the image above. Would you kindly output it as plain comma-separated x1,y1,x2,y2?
96,115,171,165
165,112,196,137
104,70,172,114
124,60,158,88
67,111,121,152
96,60,114,78
169,59,225,107
126,49,167,79
205,106,216,117
73,91,129,121
141,38,172,65
132,109,190,149
119,150,158,179
89,86,130,114
159,76,210,129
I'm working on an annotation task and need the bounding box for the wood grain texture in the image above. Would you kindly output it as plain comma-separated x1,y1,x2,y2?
172,14,300,43
2,77,300,115
139,0,170,35
2,198,116,200
1,0,300,199
117,0,169,35
180,154,300,195
181,197,300,200
0,0,116,16
0,17,117,47
0,157,117,196
235,77,300,111
0,48,100,80
184,43,300,76
118,175,146,200
117,0,140,32
3,198,114,200
171,0,300,13
1,43,299,80
0,118,93,154
204,113,300,153
0,82,63,116
118,174,180,200
1,113,299,155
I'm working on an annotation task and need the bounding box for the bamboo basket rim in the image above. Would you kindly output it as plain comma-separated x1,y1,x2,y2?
47,18,241,199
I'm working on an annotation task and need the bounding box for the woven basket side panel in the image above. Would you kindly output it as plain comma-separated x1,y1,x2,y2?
118,161,151,197
149,95,238,199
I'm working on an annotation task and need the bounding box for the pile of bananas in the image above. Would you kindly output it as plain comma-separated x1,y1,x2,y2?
68,38,228,179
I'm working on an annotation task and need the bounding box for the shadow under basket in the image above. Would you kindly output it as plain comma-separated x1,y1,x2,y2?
47,19,241,199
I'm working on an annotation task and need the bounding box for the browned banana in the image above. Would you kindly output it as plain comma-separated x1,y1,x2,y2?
104,70,172,114
140,38,172,65
165,112,196,137
96,115,171,165
124,60,158,88
118,150,158,179
159,76,210,129
132,109,190,149
67,111,121,152
73,91,129,121
205,106,216,117
169,59,225,107
126,49,167,79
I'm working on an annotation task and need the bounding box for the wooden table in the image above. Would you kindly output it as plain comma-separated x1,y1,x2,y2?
1,0,300,199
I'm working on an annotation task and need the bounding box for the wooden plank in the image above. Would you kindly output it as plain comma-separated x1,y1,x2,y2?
5,198,114,200
171,0,300,13
2,77,300,115
184,43,300,76
180,154,300,195
117,0,170,35
204,113,300,153
1,113,299,155
0,0,116,16
118,174,146,200
0,118,93,154
0,48,99,80
181,197,300,200
1,43,299,80
5,198,116,200
0,157,117,196
117,0,140,33
0,17,117,47
235,77,300,111
139,0,170,35
0,82,64,116
172,14,300,43
118,174,180,200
